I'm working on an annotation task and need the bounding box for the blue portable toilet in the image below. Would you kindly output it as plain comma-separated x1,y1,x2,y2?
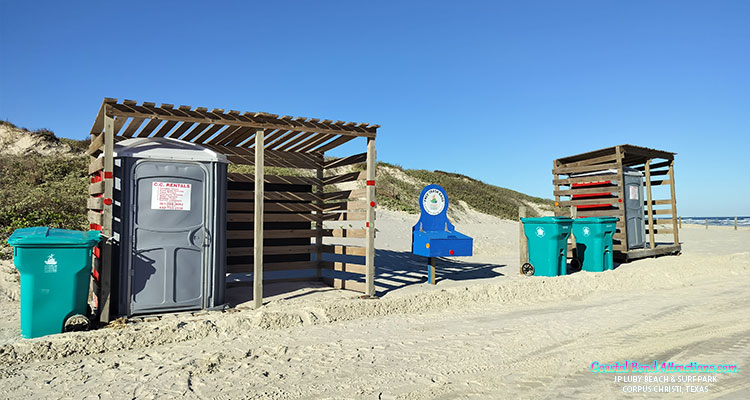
412,185,473,284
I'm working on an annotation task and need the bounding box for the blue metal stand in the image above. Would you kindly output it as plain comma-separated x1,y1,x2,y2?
411,185,473,284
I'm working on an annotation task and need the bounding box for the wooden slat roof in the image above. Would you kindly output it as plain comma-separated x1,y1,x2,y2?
90,98,379,154
556,144,675,166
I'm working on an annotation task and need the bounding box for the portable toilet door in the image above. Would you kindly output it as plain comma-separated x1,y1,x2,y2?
623,168,646,249
114,138,227,316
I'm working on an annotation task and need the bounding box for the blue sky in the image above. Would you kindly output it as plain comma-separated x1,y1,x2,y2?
1,1,748,216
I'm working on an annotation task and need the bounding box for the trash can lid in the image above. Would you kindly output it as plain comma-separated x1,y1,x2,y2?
521,217,573,224
7,227,101,246
573,217,619,223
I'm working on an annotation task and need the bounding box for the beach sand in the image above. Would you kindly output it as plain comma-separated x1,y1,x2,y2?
0,211,748,399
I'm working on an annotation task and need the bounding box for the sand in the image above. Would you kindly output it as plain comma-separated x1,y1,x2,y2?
0,212,748,399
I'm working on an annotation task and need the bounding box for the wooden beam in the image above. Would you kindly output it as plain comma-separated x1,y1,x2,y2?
615,146,628,250
106,105,377,138
553,162,619,175
254,130,264,310
323,152,368,169
365,137,376,297
316,161,324,279
668,161,679,245
645,159,655,249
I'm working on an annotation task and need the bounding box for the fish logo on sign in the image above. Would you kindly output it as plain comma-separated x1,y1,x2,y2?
44,254,58,273
535,226,545,238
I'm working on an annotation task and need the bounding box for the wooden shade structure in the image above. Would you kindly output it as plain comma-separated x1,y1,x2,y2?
87,98,379,321
553,144,681,261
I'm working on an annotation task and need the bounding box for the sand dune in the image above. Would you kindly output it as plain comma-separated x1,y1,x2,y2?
0,211,748,399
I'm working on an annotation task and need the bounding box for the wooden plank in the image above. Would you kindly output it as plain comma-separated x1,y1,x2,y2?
228,261,325,274
322,278,366,293
87,210,103,225
332,229,367,238
553,162,619,175
618,244,681,261
323,171,367,185
228,190,318,201
556,153,618,168
228,202,320,213
227,212,315,223
87,197,103,210
323,152,368,169
558,198,620,207
575,209,621,217
645,209,673,215
120,117,146,138
553,175,620,186
645,228,675,235
312,135,357,153
180,122,212,142
649,179,672,186
227,245,316,257
323,188,367,201
89,181,105,195
228,229,332,240
644,199,672,206
322,211,369,221
365,137,376,297
87,132,104,155
645,159,655,249
295,133,336,153
321,262,367,275
633,160,672,171
275,132,317,151
554,186,619,196
228,173,319,186
88,157,105,174
323,245,367,257
134,118,162,138
151,120,179,138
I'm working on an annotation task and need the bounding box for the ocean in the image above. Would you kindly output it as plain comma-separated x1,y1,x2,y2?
680,217,750,227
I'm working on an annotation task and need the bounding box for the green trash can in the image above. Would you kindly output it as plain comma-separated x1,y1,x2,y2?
572,217,618,272
521,217,572,277
7,227,101,338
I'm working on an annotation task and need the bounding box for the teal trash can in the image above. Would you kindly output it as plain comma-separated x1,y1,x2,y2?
521,217,572,277
7,227,101,338
572,217,618,272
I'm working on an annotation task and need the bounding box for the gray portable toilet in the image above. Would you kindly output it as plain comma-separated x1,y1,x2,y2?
112,138,228,316
569,167,646,250
622,167,646,250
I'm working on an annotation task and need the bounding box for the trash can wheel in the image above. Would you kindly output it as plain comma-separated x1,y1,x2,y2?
64,314,90,333
521,263,534,276
569,258,582,272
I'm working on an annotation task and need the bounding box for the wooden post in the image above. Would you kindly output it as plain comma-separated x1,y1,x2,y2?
705,219,708,229
668,161,679,245
102,115,114,237
735,217,738,230
615,146,628,251
315,159,324,279
679,216,682,229
428,257,436,285
519,206,528,268
364,137,376,297
99,112,115,322
253,130,264,309
644,159,655,249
